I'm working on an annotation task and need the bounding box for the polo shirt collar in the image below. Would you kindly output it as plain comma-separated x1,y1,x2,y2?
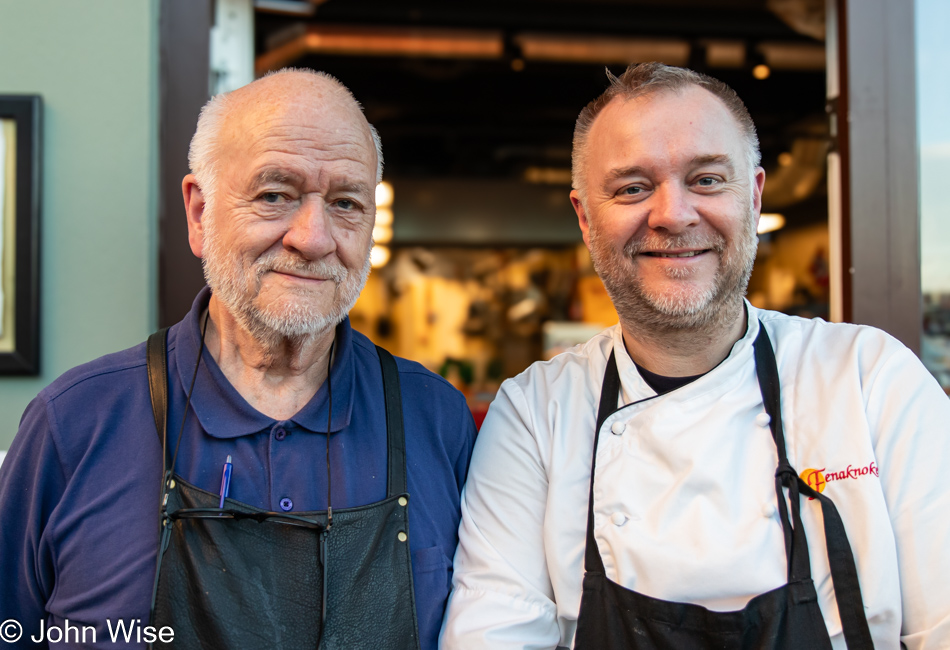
174,287,356,439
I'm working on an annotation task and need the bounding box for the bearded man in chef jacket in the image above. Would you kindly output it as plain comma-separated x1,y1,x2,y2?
441,62,950,649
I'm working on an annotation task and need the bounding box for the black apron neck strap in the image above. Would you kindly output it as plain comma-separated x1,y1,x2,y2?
752,325,811,582
144,331,408,501
585,350,620,573
146,328,171,476
376,346,408,498
753,322,874,649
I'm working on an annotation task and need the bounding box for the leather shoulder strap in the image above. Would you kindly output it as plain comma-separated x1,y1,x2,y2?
376,345,407,497
146,328,170,456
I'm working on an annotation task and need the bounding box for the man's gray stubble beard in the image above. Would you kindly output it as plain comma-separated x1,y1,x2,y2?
588,208,758,333
200,210,372,342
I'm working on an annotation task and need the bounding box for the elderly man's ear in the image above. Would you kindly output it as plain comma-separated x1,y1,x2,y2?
182,174,207,258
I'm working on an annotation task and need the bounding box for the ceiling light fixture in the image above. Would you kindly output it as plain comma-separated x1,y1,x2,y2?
370,246,391,268
372,181,395,267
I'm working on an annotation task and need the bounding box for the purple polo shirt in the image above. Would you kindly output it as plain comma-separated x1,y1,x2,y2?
0,288,475,649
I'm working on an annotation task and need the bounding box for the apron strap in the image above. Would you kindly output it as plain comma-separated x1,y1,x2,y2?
585,350,620,574
144,331,408,501
753,322,874,650
798,477,875,648
377,346,408,498
147,327,170,471
752,326,810,582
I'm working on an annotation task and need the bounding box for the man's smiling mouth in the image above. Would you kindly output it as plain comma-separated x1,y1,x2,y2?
642,250,709,258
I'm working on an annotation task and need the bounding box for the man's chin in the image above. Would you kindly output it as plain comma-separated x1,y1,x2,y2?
250,303,343,338
605,280,725,331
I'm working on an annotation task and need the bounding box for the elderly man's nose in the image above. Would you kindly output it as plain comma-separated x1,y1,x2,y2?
648,184,699,233
282,199,335,259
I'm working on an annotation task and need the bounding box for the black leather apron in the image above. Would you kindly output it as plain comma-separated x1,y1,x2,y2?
574,324,875,649
145,329,421,650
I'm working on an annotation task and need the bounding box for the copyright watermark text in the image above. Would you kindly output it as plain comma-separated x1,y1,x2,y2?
0,619,174,645
0,620,22,643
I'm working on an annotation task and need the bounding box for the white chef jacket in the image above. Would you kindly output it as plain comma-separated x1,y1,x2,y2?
441,305,950,649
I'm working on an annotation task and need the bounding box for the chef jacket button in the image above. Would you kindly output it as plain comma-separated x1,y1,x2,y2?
610,512,627,526
610,421,626,435
279,497,293,511
755,413,771,427
763,503,777,519
397,531,408,542
274,427,287,441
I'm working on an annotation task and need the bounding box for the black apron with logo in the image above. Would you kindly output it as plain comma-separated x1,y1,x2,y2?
574,324,875,649
145,329,420,650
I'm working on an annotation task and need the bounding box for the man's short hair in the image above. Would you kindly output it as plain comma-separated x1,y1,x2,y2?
571,62,761,203
188,68,384,211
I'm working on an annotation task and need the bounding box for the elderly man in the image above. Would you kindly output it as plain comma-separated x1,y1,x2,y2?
442,63,950,649
0,70,475,649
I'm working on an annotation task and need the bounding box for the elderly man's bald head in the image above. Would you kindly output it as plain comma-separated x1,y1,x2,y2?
188,68,383,209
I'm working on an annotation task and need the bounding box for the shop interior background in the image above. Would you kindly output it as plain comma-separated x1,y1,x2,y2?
0,0,942,457
231,0,835,423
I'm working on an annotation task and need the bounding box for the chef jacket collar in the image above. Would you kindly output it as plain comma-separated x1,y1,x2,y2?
174,287,356,439
611,300,761,403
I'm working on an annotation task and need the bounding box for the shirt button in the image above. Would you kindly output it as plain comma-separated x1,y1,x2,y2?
755,413,771,427
274,427,287,441
279,497,293,511
610,421,626,435
611,512,627,526
763,503,777,519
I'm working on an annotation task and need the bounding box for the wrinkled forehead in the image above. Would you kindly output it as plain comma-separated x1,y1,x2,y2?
219,77,376,170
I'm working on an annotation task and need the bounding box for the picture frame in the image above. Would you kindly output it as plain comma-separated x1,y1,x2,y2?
0,95,41,375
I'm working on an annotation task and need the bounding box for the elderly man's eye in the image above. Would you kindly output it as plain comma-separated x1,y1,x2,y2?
335,199,358,210
619,186,643,195
260,192,284,204
696,177,720,187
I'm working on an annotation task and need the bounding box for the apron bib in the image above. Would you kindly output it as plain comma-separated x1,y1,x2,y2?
574,324,875,650
145,329,421,649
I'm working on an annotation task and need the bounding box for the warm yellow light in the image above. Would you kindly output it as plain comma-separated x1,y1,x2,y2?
373,224,393,244
375,207,393,226
758,213,786,234
375,181,394,208
777,152,793,167
752,63,771,80
524,166,572,185
370,245,391,268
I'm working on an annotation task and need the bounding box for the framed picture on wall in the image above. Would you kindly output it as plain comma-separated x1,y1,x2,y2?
0,95,41,375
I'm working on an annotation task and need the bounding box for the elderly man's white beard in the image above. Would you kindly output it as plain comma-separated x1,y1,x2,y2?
200,210,372,343
588,206,758,333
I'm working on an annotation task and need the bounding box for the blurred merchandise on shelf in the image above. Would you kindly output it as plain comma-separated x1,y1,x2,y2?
747,223,830,320
350,244,612,423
